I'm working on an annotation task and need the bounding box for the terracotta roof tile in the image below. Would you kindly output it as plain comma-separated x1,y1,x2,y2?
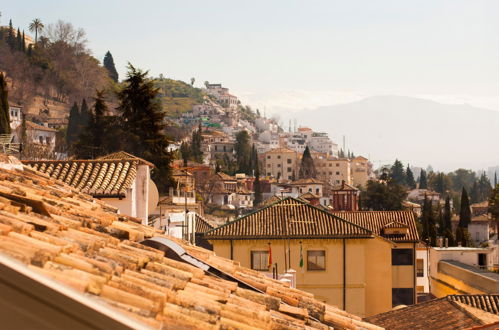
330,211,420,242
195,214,214,234
205,197,373,239
447,295,499,315
23,160,139,198
0,163,379,329
365,297,499,330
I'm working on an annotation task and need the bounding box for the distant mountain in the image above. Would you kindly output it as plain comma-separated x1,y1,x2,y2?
291,95,499,171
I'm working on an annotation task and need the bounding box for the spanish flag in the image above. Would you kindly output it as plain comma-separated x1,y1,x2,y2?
268,243,272,269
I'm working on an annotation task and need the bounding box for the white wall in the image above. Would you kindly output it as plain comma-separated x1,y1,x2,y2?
416,248,430,293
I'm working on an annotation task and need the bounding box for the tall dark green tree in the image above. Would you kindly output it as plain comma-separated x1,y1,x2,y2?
419,169,428,189
16,28,22,51
179,142,191,167
442,195,455,246
234,130,251,175
458,187,471,228
390,159,406,185
421,195,430,243
0,73,11,135
190,123,203,163
117,63,174,192
103,51,119,82
22,31,26,52
406,165,416,189
433,172,448,195
66,102,80,146
298,146,317,179
7,20,15,50
362,179,407,211
79,99,91,133
495,172,497,187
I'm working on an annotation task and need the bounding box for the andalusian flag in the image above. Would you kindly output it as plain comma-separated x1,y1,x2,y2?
299,243,304,268
268,243,272,268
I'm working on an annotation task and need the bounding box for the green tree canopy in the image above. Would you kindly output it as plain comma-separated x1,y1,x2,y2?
234,130,251,175
117,63,174,192
406,165,416,189
103,51,119,82
390,159,406,186
458,187,471,228
298,146,317,180
419,169,428,189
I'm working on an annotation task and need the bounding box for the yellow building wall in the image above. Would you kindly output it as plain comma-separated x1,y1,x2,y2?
211,238,392,317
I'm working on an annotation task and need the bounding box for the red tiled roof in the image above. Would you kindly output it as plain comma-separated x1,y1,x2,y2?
0,163,377,329
330,211,420,242
447,295,499,315
205,197,373,239
365,297,498,330
23,159,139,198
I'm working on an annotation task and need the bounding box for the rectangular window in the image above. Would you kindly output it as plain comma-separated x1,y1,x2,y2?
251,251,269,271
307,250,325,270
336,171,340,175
287,159,292,164
277,155,281,159
336,163,340,167
392,249,414,266
267,155,271,159
277,164,281,168
416,259,424,277
392,288,414,306
287,167,292,172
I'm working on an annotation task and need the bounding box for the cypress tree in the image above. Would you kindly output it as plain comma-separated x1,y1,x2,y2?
66,102,80,146
16,28,21,51
79,99,91,133
443,195,455,246
7,20,15,50
406,165,416,189
390,159,406,186
27,44,33,57
0,73,11,135
191,123,203,163
495,172,497,187
103,51,119,82
117,63,174,193
22,31,26,52
234,130,251,175
470,181,479,204
298,146,317,179
419,169,428,189
458,187,471,228
180,142,191,167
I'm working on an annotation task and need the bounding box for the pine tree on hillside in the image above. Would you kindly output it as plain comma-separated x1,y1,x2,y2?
103,51,119,82
419,169,428,189
117,63,174,192
390,159,406,186
66,102,80,146
458,187,471,228
22,31,26,52
16,28,22,51
7,20,15,50
79,99,91,133
190,123,203,163
234,130,251,175
0,73,11,135
406,165,416,189
298,146,317,180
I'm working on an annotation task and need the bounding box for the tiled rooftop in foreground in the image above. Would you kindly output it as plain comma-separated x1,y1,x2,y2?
0,162,380,329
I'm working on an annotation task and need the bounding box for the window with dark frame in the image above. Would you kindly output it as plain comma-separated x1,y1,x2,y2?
392,288,414,306
416,259,424,277
251,251,269,271
307,250,326,270
392,249,414,266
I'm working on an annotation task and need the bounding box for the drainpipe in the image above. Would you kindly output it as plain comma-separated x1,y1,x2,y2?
343,238,346,310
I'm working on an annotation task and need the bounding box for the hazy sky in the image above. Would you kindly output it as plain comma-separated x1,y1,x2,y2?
4,1,498,169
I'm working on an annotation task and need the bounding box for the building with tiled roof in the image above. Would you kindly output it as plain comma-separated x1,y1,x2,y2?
22,152,157,224
0,161,379,329
330,210,420,307
364,296,499,330
205,197,395,317
447,295,499,315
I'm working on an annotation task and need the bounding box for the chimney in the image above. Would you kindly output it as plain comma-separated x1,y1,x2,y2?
444,238,448,248
169,187,174,197
437,237,443,248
